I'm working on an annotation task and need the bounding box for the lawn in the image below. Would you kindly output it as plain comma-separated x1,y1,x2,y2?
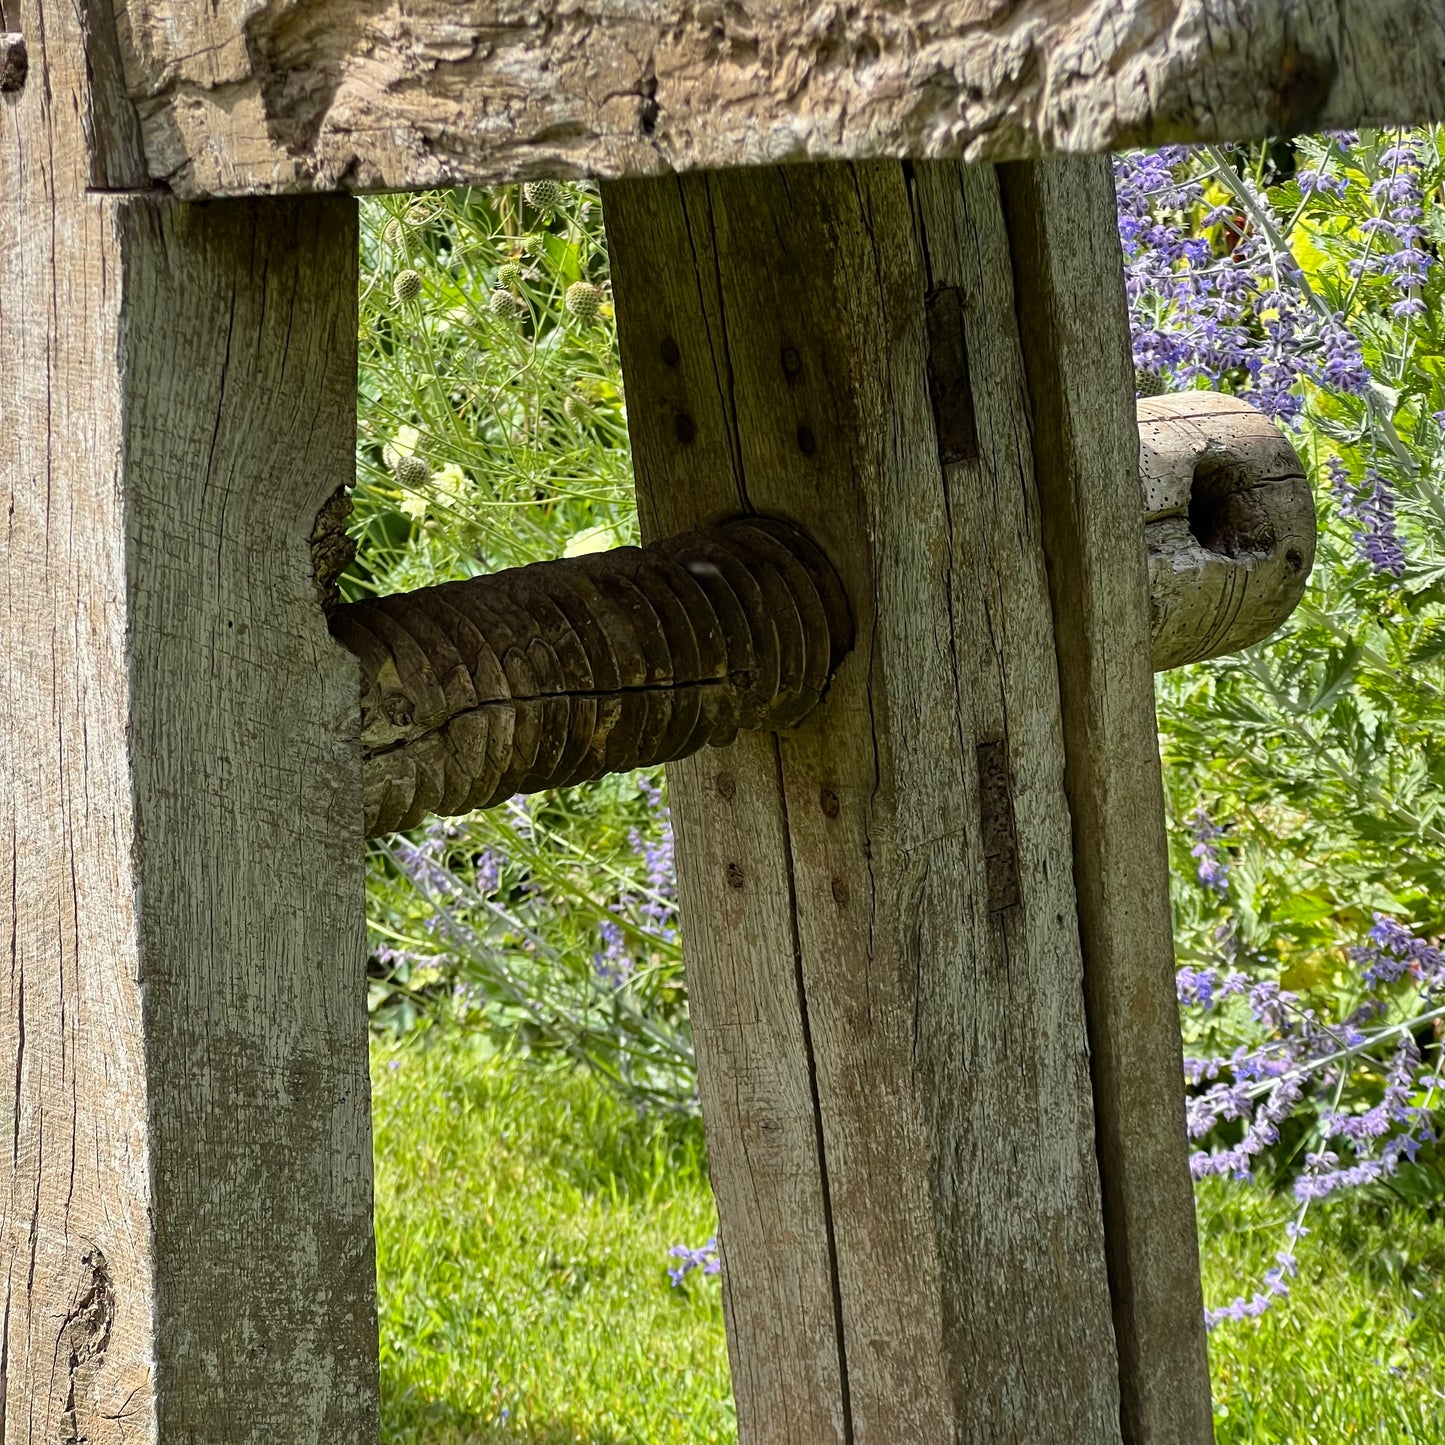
374,1031,1445,1444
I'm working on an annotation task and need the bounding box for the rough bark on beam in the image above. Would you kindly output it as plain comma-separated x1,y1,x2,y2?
1,3,377,1434
111,0,1445,198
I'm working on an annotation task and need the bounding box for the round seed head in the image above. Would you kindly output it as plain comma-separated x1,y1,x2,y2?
404,204,431,228
497,261,524,289
489,287,525,319
394,454,430,488
393,269,423,305
382,217,405,249
565,281,603,325
523,179,566,215
1135,368,1168,397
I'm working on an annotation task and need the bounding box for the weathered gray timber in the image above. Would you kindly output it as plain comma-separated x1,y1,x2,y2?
6,0,1396,1437
112,1,1445,198
605,157,1189,1443
1000,155,1215,1445
1142,391,1316,670
0,3,376,1437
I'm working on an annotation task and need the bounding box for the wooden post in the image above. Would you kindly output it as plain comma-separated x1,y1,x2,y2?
0,4,377,1437
606,157,1210,1443
1000,156,1215,1444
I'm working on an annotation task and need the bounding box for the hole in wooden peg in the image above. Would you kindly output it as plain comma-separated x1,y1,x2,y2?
726,862,745,890
1187,455,1277,559
819,786,840,818
659,336,681,367
1140,393,1315,672
780,345,803,380
674,412,697,444
796,424,817,455
831,878,849,907
716,771,737,801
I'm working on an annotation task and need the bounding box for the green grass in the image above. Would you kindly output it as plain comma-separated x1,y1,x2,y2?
375,1034,1445,1444
1199,1179,1445,1443
373,1030,731,1444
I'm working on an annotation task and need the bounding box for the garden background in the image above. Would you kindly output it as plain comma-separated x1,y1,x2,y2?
353,137,1445,1443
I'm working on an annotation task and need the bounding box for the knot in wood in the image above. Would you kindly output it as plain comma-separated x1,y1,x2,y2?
331,516,854,837
0,34,27,93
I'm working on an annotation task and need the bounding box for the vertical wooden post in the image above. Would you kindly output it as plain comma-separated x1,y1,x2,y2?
0,4,377,1438
605,157,1205,1443
1000,155,1215,1445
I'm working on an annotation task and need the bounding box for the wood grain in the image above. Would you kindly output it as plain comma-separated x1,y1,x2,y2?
607,160,1124,1443
1139,390,1316,671
111,0,1445,198
1000,154,1213,1445
0,3,377,1435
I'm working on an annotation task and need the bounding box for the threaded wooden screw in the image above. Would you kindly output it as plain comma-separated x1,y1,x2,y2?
330,516,854,837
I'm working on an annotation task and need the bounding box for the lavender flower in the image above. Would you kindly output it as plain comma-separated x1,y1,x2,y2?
1187,806,1230,894
667,1236,720,1287
1352,914,1445,990
1330,460,1407,576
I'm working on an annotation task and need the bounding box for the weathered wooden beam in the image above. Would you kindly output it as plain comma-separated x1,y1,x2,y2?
112,0,1445,198
0,3,377,1436
999,155,1214,1445
603,157,1197,1444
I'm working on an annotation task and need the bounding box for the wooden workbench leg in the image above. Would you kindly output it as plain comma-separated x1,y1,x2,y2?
1001,154,1215,1445
606,159,1179,1443
0,8,376,1438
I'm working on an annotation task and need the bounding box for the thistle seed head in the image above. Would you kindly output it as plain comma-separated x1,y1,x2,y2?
523,179,566,215
489,287,525,319
394,454,430,488
565,281,603,325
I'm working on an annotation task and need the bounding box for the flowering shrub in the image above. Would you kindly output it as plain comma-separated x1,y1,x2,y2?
356,142,1445,1316
354,188,695,1109
1123,131,1445,1323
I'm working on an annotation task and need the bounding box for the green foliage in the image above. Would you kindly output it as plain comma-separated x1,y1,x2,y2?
353,186,693,1104
1200,1178,1445,1442
1160,131,1445,982
373,1037,1445,1444
373,1033,731,1444
1129,135,1445,1220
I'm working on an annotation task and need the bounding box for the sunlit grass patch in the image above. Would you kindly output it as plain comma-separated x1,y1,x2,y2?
373,1031,731,1444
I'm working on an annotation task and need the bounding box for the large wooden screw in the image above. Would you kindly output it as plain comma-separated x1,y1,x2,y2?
331,516,853,836
328,393,1311,836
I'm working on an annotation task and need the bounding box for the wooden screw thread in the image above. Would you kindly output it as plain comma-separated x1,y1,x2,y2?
331,516,854,836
